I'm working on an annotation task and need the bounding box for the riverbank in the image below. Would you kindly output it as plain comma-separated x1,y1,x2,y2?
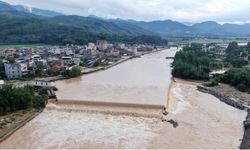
0,109,41,143
241,110,250,149
196,84,250,149
166,77,175,112
0,78,246,149
151,79,246,149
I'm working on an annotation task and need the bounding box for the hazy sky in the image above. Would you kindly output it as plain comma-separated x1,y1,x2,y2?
3,0,250,23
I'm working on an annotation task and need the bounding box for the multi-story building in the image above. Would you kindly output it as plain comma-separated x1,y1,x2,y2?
61,56,73,66
117,43,126,49
82,49,92,60
97,40,108,50
4,63,22,79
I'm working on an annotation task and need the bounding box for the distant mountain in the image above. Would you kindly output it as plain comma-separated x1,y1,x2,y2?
51,15,153,35
2,0,250,37
0,1,15,11
14,5,63,17
128,20,250,37
0,1,62,17
222,23,250,35
192,21,221,32
128,20,193,36
0,12,167,45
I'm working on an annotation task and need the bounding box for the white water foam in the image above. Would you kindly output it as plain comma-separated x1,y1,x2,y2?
172,85,190,114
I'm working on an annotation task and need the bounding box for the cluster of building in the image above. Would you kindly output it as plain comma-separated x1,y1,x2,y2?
0,41,159,79
202,42,250,61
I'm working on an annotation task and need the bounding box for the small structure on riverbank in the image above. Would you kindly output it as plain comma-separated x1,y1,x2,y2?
0,80,4,86
165,57,174,59
30,80,57,98
31,80,55,89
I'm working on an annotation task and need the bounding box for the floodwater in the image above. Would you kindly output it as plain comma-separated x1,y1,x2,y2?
0,48,247,149
0,109,162,149
0,49,176,149
55,49,177,106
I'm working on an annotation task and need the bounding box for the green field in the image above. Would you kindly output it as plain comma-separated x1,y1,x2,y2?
0,44,52,49
168,37,250,44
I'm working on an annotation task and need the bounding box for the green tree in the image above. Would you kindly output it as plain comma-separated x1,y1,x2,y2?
70,66,82,77
0,61,5,79
246,42,250,53
226,41,239,53
219,68,250,92
224,42,248,68
33,95,48,109
172,45,211,80
0,84,48,115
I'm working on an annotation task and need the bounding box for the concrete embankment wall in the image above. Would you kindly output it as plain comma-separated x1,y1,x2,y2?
197,86,248,110
241,110,250,149
197,85,250,149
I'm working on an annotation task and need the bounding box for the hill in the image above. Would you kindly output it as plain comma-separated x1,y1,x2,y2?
2,0,250,38
0,13,167,45
51,15,153,35
0,1,62,17
14,5,63,17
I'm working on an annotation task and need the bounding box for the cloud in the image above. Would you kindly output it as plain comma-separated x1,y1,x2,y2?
3,0,250,23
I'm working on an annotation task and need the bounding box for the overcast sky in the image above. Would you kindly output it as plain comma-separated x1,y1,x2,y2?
3,0,250,23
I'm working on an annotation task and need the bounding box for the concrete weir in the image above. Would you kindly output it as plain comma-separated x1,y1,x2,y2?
48,99,165,118
52,49,178,118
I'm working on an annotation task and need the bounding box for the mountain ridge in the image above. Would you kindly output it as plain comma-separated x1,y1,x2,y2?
2,0,250,37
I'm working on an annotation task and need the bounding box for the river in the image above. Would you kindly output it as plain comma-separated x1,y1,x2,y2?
0,47,246,149
55,48,177,106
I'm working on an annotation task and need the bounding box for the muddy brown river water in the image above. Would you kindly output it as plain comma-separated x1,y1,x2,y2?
55,49,177,106
0,48,247,149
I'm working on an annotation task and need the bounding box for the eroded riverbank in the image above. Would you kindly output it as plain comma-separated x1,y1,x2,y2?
151,79,246,149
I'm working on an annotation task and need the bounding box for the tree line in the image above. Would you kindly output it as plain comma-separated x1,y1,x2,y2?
224,41,249,68
218,68,250,92
0,84,48,115
172,43,211,80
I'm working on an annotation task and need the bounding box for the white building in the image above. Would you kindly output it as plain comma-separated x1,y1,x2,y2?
0,80,4,87
4,63,22,79
31,55,41,62
31,80,55,88
88,43,96,50
117,43,126,49
73,58,81,65
61,56,73,65
20,63,28,74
